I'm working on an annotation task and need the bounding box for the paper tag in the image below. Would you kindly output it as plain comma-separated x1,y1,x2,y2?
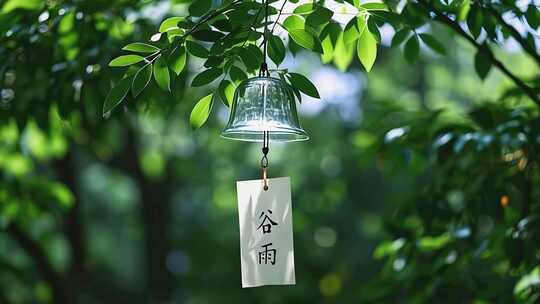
236,177,296,288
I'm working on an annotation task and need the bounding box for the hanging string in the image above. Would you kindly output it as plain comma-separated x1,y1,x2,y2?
261,131,269,190
259,0,269,77
259,0,270,190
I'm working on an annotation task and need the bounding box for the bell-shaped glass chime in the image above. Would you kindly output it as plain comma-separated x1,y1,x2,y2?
221,76,309,142
220,0,309,190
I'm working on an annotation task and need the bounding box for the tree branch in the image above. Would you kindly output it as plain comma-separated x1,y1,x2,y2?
123,123,173,301
485,6,540,67
270,0,288,34
166,0,243,55
181,0,243,42
417,0,540,106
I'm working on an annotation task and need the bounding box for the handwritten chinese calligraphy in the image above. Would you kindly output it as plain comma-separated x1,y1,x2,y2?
257,210,278,234
258,243,277,265
237,177,296,287
256,210,279,265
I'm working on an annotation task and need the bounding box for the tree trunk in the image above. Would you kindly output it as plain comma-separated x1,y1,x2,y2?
55,147,87,301
124,125,172,302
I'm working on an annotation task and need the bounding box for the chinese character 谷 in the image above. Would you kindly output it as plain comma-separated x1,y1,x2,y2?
258,243,276,265
257,210,278,234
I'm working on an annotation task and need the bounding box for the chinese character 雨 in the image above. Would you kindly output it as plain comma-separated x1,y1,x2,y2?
257,210,278,234
258,243,276,265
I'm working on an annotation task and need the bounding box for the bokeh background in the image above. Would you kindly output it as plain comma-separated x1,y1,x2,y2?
1,0,539,303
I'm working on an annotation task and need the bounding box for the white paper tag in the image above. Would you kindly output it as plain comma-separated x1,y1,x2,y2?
236,177,296,288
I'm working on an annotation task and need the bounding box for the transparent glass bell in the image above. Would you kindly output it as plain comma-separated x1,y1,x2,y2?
221,77,309,142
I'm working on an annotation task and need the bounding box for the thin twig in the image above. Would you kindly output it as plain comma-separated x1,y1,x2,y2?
418,0,540,106
169,0,243,54
270,0,288,34
183,0,243,39
485,6,540,67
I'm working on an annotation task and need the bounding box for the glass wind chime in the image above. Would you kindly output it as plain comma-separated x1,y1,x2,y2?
224,0,303,288
220,0,309,190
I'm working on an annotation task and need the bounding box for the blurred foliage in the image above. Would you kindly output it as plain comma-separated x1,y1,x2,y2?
363,103,540,303
0,0,540,303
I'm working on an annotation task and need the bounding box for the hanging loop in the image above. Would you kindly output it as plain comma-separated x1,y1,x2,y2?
261,130,269,190
259,62,268,77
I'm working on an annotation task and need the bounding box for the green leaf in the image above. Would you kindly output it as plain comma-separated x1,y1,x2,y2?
287,72,320,99
58,11,75,33
360,2,388,11
159,17,184,32
526,5,540,29
357,28,377,72
293,3,314,14
192,29,225,42
246,44,263,66
419,33,446,55
306,6,333,26
325,45,339,64
457,1,470,21
167,28,184,43
344,0,360,8
283,15,305,30
49,182,75,208
373,238,405,259
514,266,540,297
288,38,302,56
230,65,247,84
191,68,222,87
153,56,170,91
109,55,144,67
203,56,224,68
2,0,43,12
370,10,403,26
320,22,341,63
213,17,233,32
190,94,213,129
417,233,451,252
292,87,302,103
169,46,187,75
186,41,209,58
122,43,160,53
217,80,235,107
189,0,211,16
357,14,368,35
343,17,360,44
103,76,132,116
268,34,286,66
288,78,303,103
333,32,355,71
367,18,381,43
391,28,410,47
280,73,301,103
288,29,323,53
466,4,483,38
474,51,491,80
404,35,419,63
131,64,152,97
237,47,260,70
